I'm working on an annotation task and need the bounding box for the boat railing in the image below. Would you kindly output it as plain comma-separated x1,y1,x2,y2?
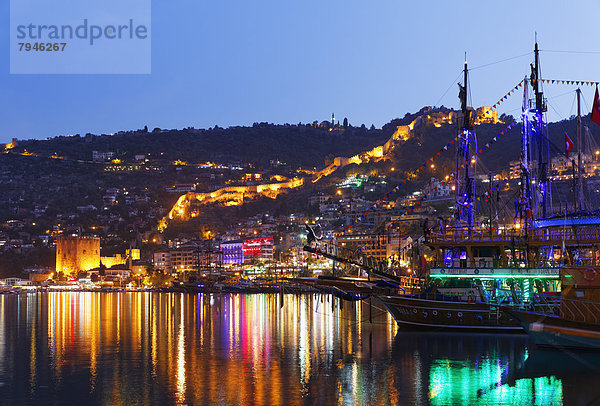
488,305,501,320
429,225,600,245
560,296,600,324
487,291,559,314
527,227,600,243
529,292,560,315
429,229,516,244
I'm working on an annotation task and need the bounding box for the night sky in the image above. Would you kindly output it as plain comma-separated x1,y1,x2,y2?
2,0,600,143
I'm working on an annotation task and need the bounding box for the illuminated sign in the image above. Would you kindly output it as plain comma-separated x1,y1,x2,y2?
242,237,273,257
430,267,559,279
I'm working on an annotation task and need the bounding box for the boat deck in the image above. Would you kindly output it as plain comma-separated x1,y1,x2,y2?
429,226,600,247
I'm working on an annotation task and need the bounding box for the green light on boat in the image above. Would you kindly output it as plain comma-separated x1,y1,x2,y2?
429,274,559,279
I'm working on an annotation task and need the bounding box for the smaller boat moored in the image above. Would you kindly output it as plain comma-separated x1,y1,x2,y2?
505,266,600,350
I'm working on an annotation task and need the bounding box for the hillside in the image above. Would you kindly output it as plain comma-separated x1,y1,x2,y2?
10,124,390,168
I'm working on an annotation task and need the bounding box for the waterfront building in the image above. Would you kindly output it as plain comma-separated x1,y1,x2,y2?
242,237,274,263
0,277,32,286
337,233,389,263
220,237,274,265
220,240,244,265
152,248,196,272
152,244,221,273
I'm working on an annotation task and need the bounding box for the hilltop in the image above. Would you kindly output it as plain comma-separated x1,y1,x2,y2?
7,106,595,171
9,123,390,168
1,107,599,276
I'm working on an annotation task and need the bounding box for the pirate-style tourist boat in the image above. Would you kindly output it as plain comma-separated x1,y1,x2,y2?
380,43,600,331
306,42,600,332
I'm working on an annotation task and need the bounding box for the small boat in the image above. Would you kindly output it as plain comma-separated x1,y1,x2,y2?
505,266,600,349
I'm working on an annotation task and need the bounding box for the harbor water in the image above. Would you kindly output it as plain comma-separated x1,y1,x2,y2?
0,292,598,405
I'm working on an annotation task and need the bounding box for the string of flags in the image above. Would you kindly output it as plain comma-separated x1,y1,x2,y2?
455,120,518,176
476,173,518,202
487,80,524,113
387,121,519,230
336,120,521,257
539,79,600,86
341,134,460,234
486,78,600,116
323,135,462,251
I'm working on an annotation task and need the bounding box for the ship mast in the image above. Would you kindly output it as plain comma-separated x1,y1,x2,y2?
577,88,585,209
530,42,551,219
520,77,533,226
520,41,551,225
455,60,477,232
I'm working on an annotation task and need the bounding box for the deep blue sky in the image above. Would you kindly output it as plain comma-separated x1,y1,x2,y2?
2,0,600,143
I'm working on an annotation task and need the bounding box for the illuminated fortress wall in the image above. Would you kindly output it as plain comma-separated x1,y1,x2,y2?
56,236,100,275
101,254,126,268
159,177,304,230
313,133,396,183
160,107,497,230
474,107,498,124
313,107,495,184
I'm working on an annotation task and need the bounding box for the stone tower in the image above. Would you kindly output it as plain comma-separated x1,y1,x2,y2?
56,236,100,276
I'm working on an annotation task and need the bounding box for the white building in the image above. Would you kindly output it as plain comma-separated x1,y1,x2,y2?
92,151,115,162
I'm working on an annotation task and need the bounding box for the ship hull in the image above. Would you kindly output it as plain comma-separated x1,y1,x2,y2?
377,295,523,333
504,309,600,350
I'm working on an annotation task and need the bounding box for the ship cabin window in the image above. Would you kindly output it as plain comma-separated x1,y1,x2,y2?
444,252,452,264
575,290,585,298
459,251,467,267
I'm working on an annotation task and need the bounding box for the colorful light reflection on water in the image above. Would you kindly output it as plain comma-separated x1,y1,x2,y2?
0,293,599,404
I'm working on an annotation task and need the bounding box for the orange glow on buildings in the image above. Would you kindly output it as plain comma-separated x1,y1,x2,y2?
159,178,304,231
4,138,17,150
55,236,100,275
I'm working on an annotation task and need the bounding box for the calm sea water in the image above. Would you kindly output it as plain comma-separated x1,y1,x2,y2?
0,293,599,405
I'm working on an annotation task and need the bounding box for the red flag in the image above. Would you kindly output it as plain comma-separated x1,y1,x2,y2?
565,132,574,158
592,86,600,126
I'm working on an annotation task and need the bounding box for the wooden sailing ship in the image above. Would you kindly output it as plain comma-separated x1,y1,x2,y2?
379,42,600,332
306,42,600,332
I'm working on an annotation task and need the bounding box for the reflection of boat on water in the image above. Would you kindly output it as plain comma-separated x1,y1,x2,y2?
509,349,600,404
506,266,600,349
389,330,600,404
517,348,600,377
387,331,566,405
